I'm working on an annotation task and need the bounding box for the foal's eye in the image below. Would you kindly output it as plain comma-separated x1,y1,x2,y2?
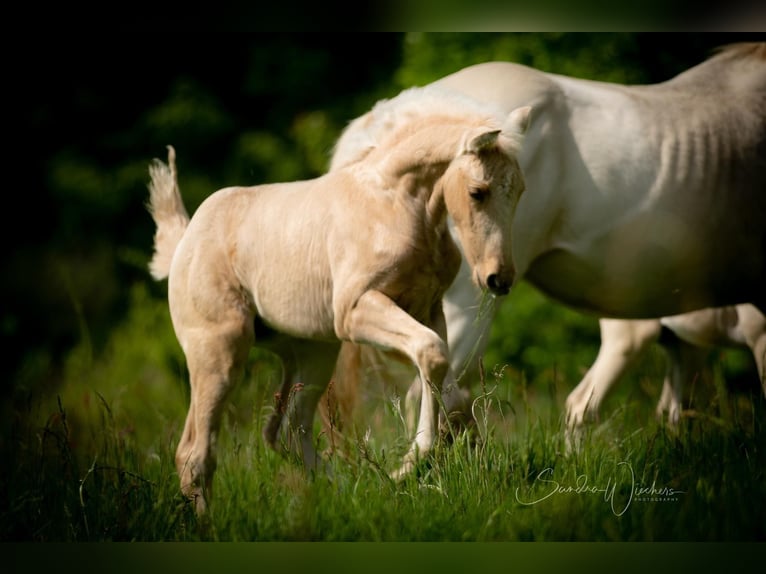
469,186,488,202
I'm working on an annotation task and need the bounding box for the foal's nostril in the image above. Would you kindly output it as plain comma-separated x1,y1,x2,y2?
486,274,510,296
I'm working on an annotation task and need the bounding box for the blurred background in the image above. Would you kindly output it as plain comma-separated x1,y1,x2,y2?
5,33,763,453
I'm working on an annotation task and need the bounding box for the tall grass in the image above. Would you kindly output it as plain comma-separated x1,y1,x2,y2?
3,281,764,541
3,339,763,541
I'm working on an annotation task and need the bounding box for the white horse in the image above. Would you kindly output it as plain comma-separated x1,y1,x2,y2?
321,42,766,443
147,87,530,514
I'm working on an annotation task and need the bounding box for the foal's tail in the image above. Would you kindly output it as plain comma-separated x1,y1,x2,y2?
146,146,189,281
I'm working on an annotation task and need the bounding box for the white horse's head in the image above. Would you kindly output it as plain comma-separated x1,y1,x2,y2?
442,106,530,296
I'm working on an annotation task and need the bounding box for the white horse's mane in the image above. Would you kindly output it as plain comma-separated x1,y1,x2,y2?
665,41,766,93
710,41,766,63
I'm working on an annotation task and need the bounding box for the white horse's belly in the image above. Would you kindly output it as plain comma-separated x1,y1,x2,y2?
659,306,744,348
524,226,756,319
525,249,690,318
520,161,765,317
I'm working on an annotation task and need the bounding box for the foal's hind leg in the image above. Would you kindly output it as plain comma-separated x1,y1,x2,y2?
263,339,340,471
174,320,252,515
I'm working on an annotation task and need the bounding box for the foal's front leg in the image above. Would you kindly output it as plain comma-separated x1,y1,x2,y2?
341,290,450,480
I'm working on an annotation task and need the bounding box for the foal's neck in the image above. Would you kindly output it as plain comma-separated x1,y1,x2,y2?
373,121,475,215
376,121,469,177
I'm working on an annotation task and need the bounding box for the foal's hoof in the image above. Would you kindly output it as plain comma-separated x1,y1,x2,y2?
180,481,210,517
440,411,478,445
180,490,209,519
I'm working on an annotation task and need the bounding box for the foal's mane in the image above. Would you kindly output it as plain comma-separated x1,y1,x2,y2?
333,86,506,168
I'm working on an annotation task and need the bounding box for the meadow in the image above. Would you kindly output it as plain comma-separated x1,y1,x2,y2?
3,282,763,542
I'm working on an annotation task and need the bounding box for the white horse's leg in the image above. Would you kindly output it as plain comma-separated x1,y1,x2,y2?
656,334,706,429
341,290,449,480
565,318,661,450
655,354,682,428
174,320,251,515
655,304,765,428
736,304,766,396
439,272,499,434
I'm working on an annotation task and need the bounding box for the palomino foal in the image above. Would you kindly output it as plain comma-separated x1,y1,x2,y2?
147,88,530,513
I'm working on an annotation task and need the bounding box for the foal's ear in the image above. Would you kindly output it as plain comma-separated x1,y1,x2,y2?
465,129,501,154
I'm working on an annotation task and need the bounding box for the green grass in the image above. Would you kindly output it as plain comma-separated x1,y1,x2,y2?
2,282,764,541
3,356,763,541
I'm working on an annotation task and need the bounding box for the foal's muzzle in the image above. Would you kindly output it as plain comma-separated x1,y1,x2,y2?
486,273,512,296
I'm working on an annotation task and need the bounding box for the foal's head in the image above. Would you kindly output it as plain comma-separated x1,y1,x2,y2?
443,106,530,296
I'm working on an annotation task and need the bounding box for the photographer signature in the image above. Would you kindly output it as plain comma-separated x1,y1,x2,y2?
515,461,685,516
